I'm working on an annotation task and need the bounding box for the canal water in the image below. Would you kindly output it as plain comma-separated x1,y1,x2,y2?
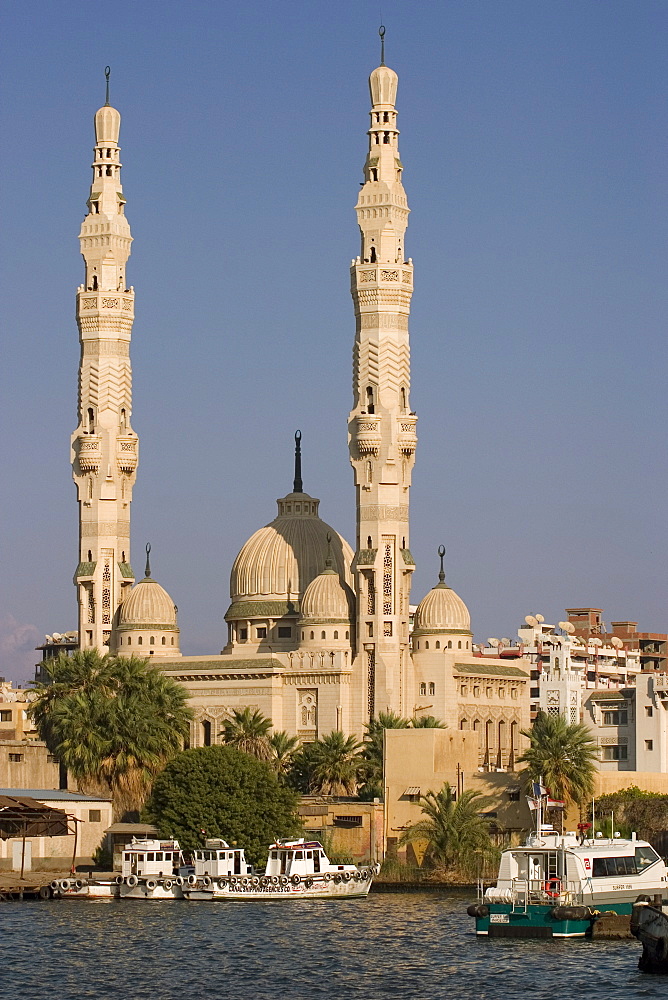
0,892,662,999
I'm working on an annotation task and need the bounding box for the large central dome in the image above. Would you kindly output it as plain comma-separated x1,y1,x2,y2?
230,490,354,603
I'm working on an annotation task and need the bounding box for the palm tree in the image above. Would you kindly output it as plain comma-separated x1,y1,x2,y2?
269,730,300,779
519,711,598,808
29,651,192,818
306,731,365,795
410,715,447,729
399,785,496,874
220,707,273,761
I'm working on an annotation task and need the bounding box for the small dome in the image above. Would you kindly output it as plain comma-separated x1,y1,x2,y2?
300,565,355,624
413,549,471,634
230,491,354,604
95,105,121,145
118,556,177,627
369,65,398,107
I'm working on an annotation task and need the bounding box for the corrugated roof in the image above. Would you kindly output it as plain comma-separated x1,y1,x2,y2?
0,788,111,802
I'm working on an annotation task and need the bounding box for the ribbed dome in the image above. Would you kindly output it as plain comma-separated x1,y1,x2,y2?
414,582,471,634
118,576,177,627
230,492,354,603
369,64,398,106
300,567,355,623
95,105,121,144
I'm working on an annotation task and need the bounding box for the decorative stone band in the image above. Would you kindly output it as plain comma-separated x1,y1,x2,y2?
115,624,180,632
412,628,474,637
283,673,351,685
82,341,131,356
189,688,274,697
297,617,353,625
81,521,130,536
359,505,409,522
224,600,300,622
358,313,409,330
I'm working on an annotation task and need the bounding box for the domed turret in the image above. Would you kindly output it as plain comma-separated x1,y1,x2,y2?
413,547,471,637
300,536,356,624
225,434,354,652
111,545,180,657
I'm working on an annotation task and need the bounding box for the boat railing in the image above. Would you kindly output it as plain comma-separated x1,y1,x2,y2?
508,877,585,910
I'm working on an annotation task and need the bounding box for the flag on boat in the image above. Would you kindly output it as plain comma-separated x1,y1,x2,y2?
532,782,548,798
526,796,538,811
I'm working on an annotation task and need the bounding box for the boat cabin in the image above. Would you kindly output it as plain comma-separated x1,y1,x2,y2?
193,838,253,878
121,838,184,878
264,838,355,878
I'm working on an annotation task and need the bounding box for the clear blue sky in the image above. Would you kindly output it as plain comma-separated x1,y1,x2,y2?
1,1,666,682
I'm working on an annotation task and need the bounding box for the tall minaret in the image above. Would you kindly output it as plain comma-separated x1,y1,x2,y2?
71,69,138,651
349,32,417,725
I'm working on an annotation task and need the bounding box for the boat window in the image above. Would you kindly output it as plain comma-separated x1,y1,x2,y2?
294,851,303,859
306,851,312,859
138,855,145,862
234,854,241,875
271,851,279,859
636,846,660,870
313,852,320,873
592,856,637,877
147,852,155,861
155,852,163,861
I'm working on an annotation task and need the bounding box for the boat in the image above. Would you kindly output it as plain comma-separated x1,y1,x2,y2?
468,823,668,938
50,875,119,899
631,897,668,972
181,837,379,900
117,837,187,899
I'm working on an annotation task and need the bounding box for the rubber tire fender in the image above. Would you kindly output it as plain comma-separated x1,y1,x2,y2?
163,879,173,890
39,885,52,901
145,879,157,890
291,874,300,885
126,875,138,887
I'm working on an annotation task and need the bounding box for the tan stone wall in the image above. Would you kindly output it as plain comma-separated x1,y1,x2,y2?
0,742,60,790
595,772,668,796
298,798,383,863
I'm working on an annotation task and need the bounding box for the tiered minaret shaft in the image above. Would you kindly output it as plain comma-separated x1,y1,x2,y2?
71,88,138,651
349,58,417,723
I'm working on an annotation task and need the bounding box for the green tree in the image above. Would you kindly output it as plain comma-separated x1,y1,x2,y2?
399,785,496,875
269,730,300,780
519,711,598,808
291,731,365,795
145,745,301,867
410,715,447,729
29,651,192,819
220,707,273,761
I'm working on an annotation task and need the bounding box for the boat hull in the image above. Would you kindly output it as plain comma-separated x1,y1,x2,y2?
183,874,373,901
119,880,184,900
470,900,642,939
631,902,668,972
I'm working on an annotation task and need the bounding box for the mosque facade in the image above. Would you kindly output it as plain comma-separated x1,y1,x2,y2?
71,53,530,754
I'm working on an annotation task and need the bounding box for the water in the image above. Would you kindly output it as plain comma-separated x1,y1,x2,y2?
0,892,662,1000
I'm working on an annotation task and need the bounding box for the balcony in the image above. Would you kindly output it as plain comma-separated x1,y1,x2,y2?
397,415,418,455
354,416,381,455
75,435,102,471
117,437,138,472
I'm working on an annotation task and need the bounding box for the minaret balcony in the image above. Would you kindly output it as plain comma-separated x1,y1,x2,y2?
75,435,102,471
77,289,134,317
354,416,381,455
117,437,138,472
397,415,418,455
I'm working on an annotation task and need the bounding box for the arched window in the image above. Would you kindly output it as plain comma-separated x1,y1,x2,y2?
87,408,95,434
460,719,468,730
127,636,131,646
419,683,426,696
367,536,373,549
119,636,122,645
428,682,435,695
458,641,462,649
310,631,314,640
171,637,174,645
150,637,155,645
162,637,166,645
401,387,407,410
447,641,452,649
137,636,142,645
425,641,429,650
333,631,339,639
369,246,377,262
435,641,440,649
321,631,326,640
345,630,349,639
201,720,212,747
366,386,375,413
92,274,98,289
87,550,92,561
301,631,305,640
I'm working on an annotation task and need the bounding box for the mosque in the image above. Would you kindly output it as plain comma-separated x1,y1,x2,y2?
70,48,530,755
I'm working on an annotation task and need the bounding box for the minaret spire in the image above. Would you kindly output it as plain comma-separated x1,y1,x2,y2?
349,51,416,725
293,430,303,493
145,542,152,578
437,545,446,585
379,24,386,66
71,80,138,652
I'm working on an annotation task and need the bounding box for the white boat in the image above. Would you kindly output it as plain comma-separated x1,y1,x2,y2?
182,837,379,901
468,824,668,938
118,837,187,899
50,875,119,899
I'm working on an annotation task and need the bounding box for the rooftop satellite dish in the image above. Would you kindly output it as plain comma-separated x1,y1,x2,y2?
44,635,53,643
525,615,538,627
563,621,576,634
535,614,545,623
488,638,500,648
558,622,570,632
590,637,603,647
52,632,62,641
500,638,511,647
611,636,623,649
